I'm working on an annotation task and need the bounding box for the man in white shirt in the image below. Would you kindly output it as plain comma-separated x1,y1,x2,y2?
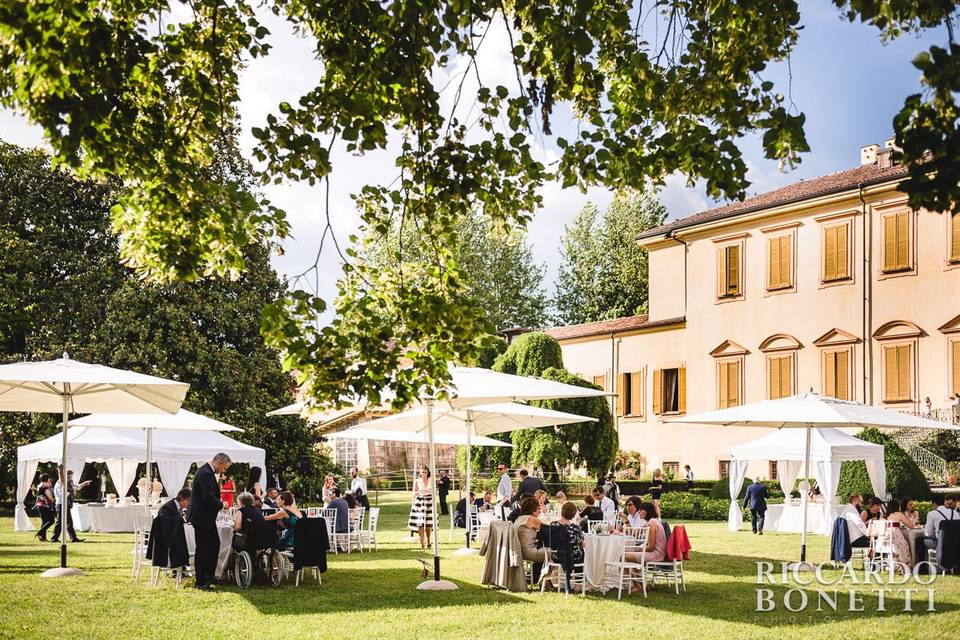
592,487,616,519
495,464,512,517
841,493,870,548
350,467,369,508
924,494,958,550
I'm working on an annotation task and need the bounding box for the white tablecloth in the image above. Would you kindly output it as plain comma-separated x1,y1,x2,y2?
764,502,843,535
184,523,235,579
72,504,154,533
582,534,625,591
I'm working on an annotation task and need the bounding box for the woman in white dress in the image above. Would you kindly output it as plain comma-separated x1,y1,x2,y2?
407,467,434,550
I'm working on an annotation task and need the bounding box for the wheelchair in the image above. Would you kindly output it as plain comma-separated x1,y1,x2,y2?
227,520,287,588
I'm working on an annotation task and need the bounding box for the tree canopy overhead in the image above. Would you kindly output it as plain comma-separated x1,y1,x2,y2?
1,1,958,411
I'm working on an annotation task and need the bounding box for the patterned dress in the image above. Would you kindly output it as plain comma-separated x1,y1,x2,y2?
407,478,434,531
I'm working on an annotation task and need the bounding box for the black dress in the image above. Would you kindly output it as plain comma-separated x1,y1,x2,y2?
650,479,664,500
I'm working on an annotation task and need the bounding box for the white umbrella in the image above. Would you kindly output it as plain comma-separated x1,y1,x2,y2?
0,353,189,577
669,391,960,567
70,409,242,510
324,426,515,448
265,402,303,417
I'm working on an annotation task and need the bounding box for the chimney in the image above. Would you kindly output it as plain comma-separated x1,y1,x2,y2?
860,144,880,166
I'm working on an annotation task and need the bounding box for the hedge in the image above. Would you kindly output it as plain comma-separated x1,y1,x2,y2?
836,428,931,501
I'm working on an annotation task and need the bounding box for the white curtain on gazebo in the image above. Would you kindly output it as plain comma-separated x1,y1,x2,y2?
15,460,39,532
864,459,887,499
105,459,139,497
812,461,842,505
728,460,749,531
776,459,803,497
156,460,194,494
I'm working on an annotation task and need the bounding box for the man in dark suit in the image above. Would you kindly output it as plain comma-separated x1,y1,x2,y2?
437,471,451,515
512,469,545,503
188,453,232,590
158,488,192,520
743,478,769,535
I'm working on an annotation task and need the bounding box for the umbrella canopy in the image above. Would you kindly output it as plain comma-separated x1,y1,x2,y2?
70,409,242,432
667,391,960,430
325,427,513,448
265,402,302,417
0,355,189,414
445,366,609,408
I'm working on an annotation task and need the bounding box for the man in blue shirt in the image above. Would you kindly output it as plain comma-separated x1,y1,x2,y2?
743,477,769,535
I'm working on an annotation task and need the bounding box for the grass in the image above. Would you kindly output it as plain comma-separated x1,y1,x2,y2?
1,492,959,639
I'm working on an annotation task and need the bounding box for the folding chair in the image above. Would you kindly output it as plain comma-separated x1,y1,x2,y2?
361,507,380,550
604,526,649,600
320,508,338,554
539,547,586,596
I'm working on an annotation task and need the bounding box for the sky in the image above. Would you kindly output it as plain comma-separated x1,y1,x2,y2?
0,3,944,314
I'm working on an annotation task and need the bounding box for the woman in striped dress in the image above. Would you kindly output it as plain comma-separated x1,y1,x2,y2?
407,467,434,550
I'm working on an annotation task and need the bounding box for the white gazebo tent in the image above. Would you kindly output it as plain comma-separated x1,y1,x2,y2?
17,426,266,518
670,391,960,567
68,409,242,511
727,427,886,533
0,354,188,576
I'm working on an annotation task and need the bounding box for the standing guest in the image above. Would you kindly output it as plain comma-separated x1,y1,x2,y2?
51,470,89,544
271,472,282,492
437,470,451,516
322,475,337,506
924,494,958,552
513,469,545,503
159,488,191,520
592,487,616,519
246,466,264,501
263,488,280,509
901,497,921,527
220,475,236,508
34,473,56,542
265,491,302,551
495,464,512,512
407,467,435,550
684,465,694,491
350,467,369,508
649,469,664,517
188,452,232,591
603,474,620,508
743,477,769,535
619,495,646,529
842,493,871,550
514,496,546,582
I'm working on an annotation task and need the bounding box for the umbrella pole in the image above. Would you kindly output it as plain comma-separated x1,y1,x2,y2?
465,417,472,549
800,424,811,564
145,428,153,513
417,398,457,590
59,393,69,569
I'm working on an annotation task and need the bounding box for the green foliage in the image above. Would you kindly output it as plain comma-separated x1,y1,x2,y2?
474,335,508,370
554,189,668,324
492,331,564,376
612,450,648,479
490,332,617,476
0,141,311,497
837,428,931,500
284,446,341,503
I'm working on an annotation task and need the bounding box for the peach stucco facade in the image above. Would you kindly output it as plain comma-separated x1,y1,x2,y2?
547,147,960,480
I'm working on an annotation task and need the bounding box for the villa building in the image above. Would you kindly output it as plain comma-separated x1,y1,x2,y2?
546,141,960,481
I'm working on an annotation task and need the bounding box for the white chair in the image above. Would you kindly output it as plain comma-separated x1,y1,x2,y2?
645,523,687,595
540,547,586,595
306,507,321,518
320,508,337,554
336,508,364,553
604,526,649,600
868,520,897,573
132,513,153,580
476,511,496,545
361,507,380,550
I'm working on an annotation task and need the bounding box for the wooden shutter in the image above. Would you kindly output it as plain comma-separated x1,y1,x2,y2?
883,213,909,272
717,361,728,409
678,366,687,413
952,340,960,396
652,369,662,415
768,357,780,400
723,245,739,296
836,224,848,279
769,355,792,399
779,235,791,287
896,212,909,269
823,351,835,398
727,361,740,407
779,356,792,398
836,350,849,400
824,226,837,281
629,371,642,417
883,345,910,401
592,374,605,390
768,237,780,289
883,215,896,272
951,213,960,262
615,373,625,417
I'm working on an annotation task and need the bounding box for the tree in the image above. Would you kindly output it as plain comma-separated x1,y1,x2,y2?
363,211,549,331
492,332,617,477
0,141,316,497
554,189,667,324
836,428,931,501
2,1,958,412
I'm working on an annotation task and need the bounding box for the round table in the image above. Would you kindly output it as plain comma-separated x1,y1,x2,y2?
184,523,235,580
582,534,626,591
73,504,156,533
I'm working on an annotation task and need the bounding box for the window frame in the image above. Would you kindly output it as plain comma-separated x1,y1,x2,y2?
821,347,854,401
878,207,916,278
766,352,796,400
715,357,744,410
880,341,916,404
769,461,779,481
619,369,646,419
762,223,798,295
663,461,681,478
820,218,854,285
718,460,731,480
714,234,747,303
652,366,686,415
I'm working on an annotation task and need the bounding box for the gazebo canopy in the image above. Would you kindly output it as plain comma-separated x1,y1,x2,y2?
17,426,265,517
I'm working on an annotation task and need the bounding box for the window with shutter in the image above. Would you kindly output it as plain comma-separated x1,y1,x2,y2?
717,361,740,409
678,366,687,413
823,224,850,282
768,355,793,399
652,369,662,415
822,349,850,400
952,340,960,396
629,371,643,417
882,212,910,272
883,344,912,401
951,213,960,263
767,235,792,290
615,373,625,417
719,244,741,297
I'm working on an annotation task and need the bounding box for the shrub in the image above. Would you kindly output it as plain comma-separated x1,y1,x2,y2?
612,450,647,479
836,428,931,501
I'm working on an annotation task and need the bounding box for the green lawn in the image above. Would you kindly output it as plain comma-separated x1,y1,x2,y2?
1,492,958,639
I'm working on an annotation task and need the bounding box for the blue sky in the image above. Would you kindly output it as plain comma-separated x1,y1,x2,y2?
0,4,945,308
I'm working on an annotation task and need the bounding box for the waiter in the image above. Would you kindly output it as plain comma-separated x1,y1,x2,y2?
188,452,232,591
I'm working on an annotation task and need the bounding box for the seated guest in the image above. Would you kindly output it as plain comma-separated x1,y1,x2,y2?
158,488,191,520
578,494,604,529
534,490,549,513
328,489,350,534
514,497,546,582
901,497,921,527
455,492,476,528
344,492,358,509
842,493,870,549
264,488,280,509
233,491,265,532
862,497,884,523
542,501,585,590
625,502,666,564
555,491,567,505
883,499,916,567
886,499,920,529
593,487,616,519
924,494,958,551
477,491,493,511
253,494,264,509
264,491,302,550
619,495,646,529
507,493,533,523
